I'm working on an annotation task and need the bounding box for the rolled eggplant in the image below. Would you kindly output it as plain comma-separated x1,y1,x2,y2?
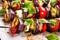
51,7,59,18
4,9,16,22
10,9,16,21
29,19,36,34
10,17,20,34
4,9,11,22
24,19,36,33
11,1,20,10
19,19,24,31
38,19,47,32
32,19,47,34
3,0,9,9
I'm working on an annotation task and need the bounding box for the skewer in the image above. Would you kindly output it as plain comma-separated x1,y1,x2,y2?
56,18,60,21
0,26,10,28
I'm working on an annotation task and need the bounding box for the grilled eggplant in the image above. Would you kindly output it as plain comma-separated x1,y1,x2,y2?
3,0,9,9
24,19,36,34
38,19,47,32
51,7,59,18
11,1,20,10
4,9,16,22
10,17,20,34
4,9,11,22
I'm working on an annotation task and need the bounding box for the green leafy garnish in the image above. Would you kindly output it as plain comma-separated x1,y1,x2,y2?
23,1,36,14
39,19,48,23
48,19,57,26
50,0,57,6
46,34,59,40
0,9,5,14
24,19,33,25
24,1,33,8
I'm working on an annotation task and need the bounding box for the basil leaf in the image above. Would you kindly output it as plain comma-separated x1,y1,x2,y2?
39,19,48,23
28,7,36,14
0,9,5,14
46,34,59,40
24,1,32,8
23,1,36,14
50,0,57,6
48,19,57,26
24,19,32,25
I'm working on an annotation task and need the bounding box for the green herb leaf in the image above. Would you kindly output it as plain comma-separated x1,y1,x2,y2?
39,19,48,23
48,19,57,26
46,34,59,40
23,1,36,14
24,19,33,25
0,9,5,14
50,0,57,6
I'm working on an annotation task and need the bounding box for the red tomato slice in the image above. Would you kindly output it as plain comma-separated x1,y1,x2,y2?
38,6,47,18
42,24,47,32
39,11,47,18
52,22,59,32
10,27,17,34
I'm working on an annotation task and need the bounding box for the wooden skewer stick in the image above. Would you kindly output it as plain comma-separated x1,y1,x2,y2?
0,26,10,28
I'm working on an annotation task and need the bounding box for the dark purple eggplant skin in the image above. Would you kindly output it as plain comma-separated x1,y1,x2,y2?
59,10,60,17
46,23,52,32
45,7,52,19
42,1,49,8
58,22,60,32
23,12,28,18
33,0,39,19
36,23,40,32
10,9,16,21
35,19,40,33
34,7,40,19
19,19,24,31
20,2,24,9
33,0,39,7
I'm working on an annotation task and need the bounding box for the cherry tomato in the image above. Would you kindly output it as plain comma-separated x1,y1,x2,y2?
42,23,47,32
52,22,59,32
38,6,47,18
10,27,17,34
